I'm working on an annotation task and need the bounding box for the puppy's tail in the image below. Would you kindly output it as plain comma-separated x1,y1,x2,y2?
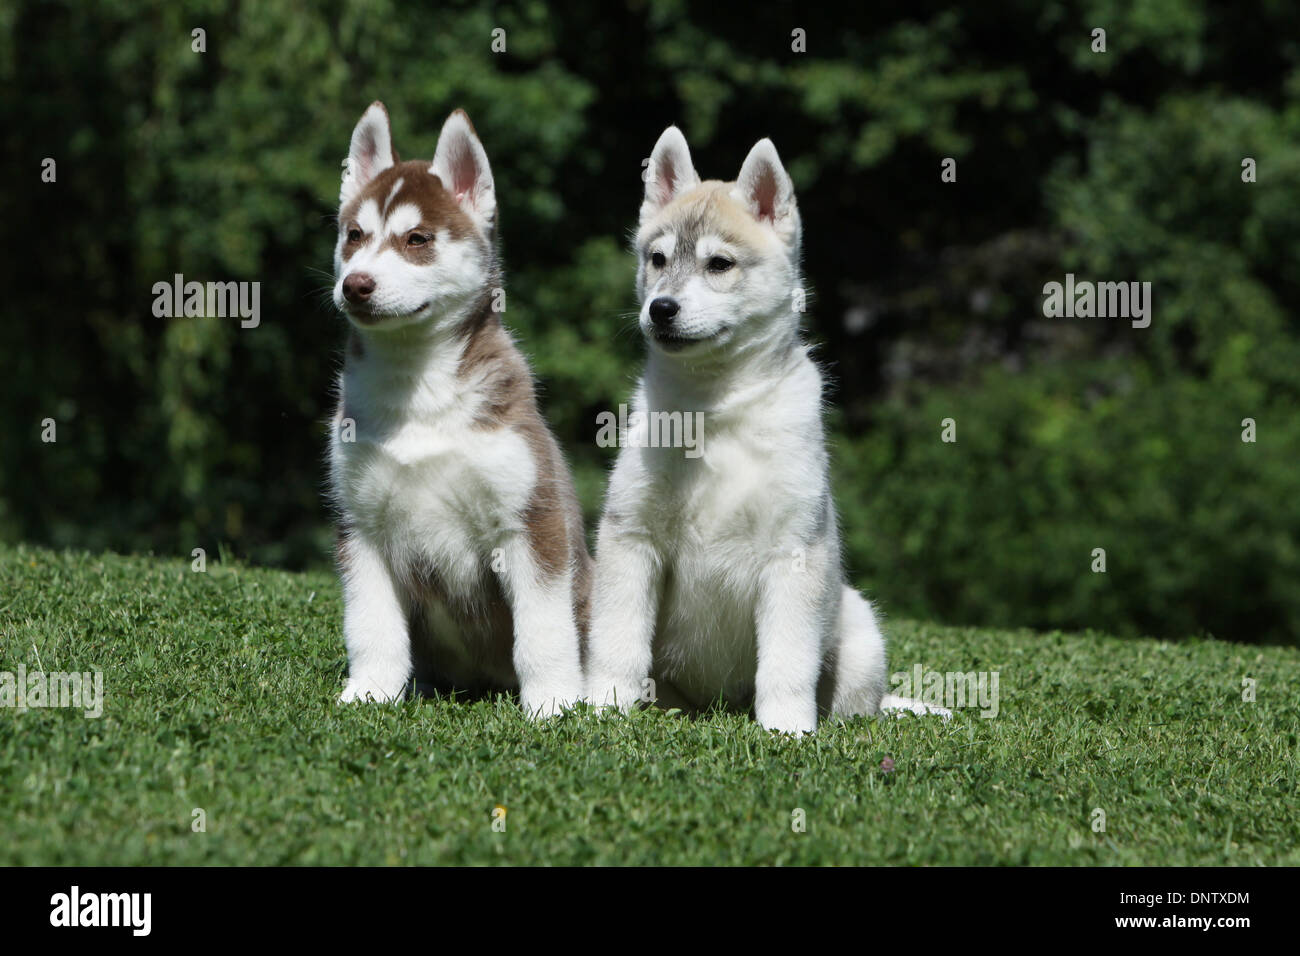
880,693,952,720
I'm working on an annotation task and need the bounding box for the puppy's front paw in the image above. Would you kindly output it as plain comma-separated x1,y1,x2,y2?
582,675,647,715
519,687,581,720
759,715,817,735
756,698,817,735
339,676,406,704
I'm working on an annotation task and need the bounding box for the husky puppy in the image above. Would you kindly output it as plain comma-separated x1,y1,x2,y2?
585,127,942,732
329,102,588,717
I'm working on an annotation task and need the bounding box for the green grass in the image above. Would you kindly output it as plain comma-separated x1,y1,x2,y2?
1,541,1297,866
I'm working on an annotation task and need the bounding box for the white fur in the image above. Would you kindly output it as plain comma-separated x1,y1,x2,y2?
382,202,422,237
586,127,945,732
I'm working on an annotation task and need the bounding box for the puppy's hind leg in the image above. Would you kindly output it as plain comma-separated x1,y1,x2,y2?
827,585,889,718
828,585,952,719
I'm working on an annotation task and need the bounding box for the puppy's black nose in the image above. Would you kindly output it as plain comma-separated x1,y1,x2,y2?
342,272,376,303
649,297,680,327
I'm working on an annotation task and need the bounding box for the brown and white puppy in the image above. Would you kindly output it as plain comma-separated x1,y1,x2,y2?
329,102,589,716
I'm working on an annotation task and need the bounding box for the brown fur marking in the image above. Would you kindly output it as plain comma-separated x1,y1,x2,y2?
452,300,592,611
339,160,479,263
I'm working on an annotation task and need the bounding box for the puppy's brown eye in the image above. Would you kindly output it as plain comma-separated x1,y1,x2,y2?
708,256,734,273
407,233,429,246
347,228,362,243
650,251,666,269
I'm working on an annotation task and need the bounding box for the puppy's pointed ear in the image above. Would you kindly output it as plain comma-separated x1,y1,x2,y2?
732,138,799,244
431,109,496,234
641,126,700,222
341,101,398,206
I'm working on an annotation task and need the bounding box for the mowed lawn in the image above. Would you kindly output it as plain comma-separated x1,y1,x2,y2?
0,542,1296,866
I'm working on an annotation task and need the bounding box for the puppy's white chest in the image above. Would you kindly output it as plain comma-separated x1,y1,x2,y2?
672,432,794,552
376,420,461,467
336,418,532,557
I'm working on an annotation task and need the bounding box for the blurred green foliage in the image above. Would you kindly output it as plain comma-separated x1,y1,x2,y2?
1,0,1296,642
